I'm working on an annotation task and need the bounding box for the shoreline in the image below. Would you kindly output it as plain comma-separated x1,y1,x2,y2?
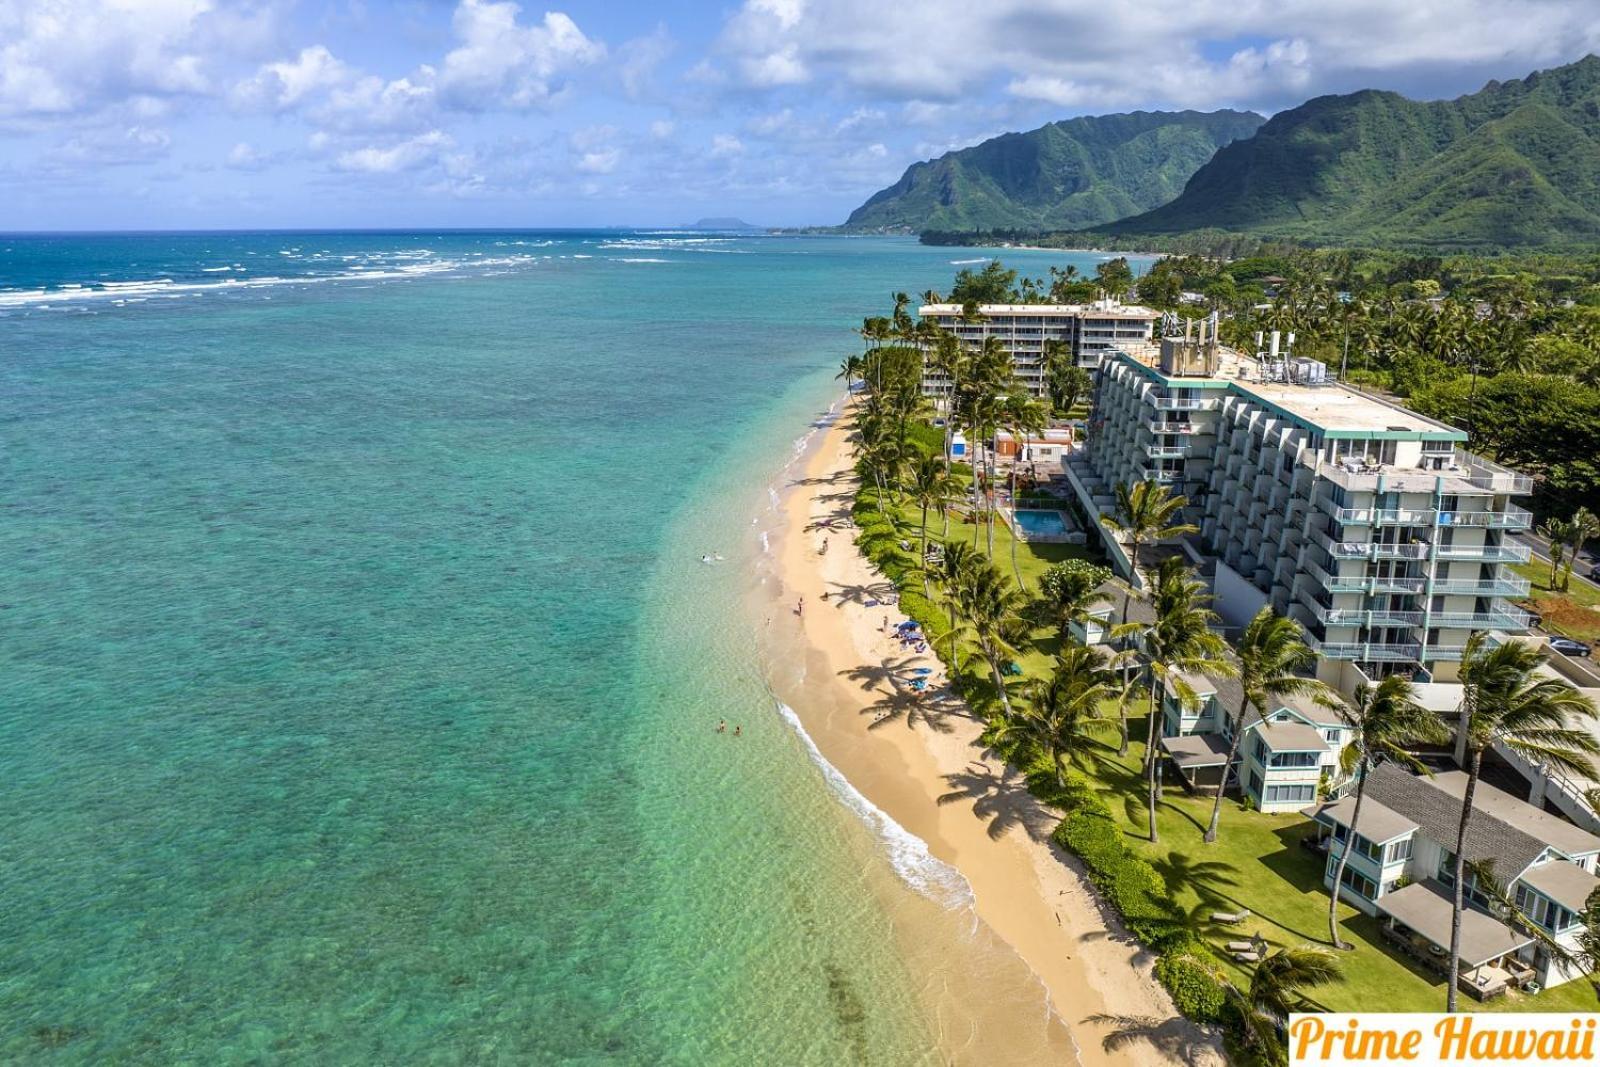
759,394,1223,1067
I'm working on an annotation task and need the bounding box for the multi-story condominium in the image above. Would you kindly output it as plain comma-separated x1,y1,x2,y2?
917,298,1160,400
1305,762,1600,995
1064,331,1534,686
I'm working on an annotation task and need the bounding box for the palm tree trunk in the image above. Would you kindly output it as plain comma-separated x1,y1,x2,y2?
920,503,931,597
1145,682,1161,843
1116,695,1130,758
1008,459,1024,589
1203,699,1251,844
1327,763,1367,949
1446,748,1483,1012
986,645,1013,717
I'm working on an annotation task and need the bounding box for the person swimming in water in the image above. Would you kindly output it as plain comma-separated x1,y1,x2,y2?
716,719,726,733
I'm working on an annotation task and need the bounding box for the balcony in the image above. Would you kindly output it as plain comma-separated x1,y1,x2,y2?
1324,538,1430,561
1153,396,1208,410
1462,454,1534,495
1431,577,1532,597
1146,419,1197,434
1428,608,1534,630
1315,606,1426,628
1147,444,1189,459
1442,505,1533,530
1309,639,1424,662
1432,544,1532,563
1335,507,1437,526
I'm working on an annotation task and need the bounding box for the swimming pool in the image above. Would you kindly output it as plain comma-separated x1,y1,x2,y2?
1013,509,1070,537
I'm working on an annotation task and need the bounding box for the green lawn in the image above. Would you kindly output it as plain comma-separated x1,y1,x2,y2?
1513,561,1600,644
871,481,1599,1015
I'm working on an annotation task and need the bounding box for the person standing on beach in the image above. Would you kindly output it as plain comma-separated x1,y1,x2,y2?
717,719,726,733
734,725,742,737
796,598,804,617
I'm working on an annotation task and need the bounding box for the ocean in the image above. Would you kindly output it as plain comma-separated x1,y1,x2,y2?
0,231,1141,1063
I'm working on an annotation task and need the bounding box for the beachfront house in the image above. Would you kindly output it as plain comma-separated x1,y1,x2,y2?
1153,669,1349,813
1304,761,1600,995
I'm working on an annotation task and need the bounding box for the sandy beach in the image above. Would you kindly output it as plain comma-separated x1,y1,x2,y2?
762,397,1223,1067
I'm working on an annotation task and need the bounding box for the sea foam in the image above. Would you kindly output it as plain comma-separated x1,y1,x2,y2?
776,701,975,909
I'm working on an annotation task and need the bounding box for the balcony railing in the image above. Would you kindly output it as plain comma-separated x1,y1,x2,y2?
1146,420,1197,434
1310,639,1424,662
1431,577,1532,596
1462,453,1534,495
1442,505,1533,529
1429,607,1535,630
1315,606,1426,628
1335,507,1437,526
1325,539,1430,560
1433,544,1532,563
1152,396,1207,410
1147,445,1189,459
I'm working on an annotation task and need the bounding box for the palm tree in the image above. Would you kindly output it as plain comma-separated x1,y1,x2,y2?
835,353,864,392
1539,516,1575,591
1099,480,1196,627
999,390,1047,587
1202,607,1334,844
962,562,1029,718
1445,634,1600,1011
908,454,954,595
1036,562,1112,646
1092,945,1341,1066
1561,507,1599,591
937,541,980,672
992,645,1117,786
1325,676,1449,948
1240,946,1344,1058
1115,557,1234,842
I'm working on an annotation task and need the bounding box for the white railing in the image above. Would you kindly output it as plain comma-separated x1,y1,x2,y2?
1153,396,1207,410
1432,577,1532,596
1462,453,1534,495
1442,505,1533,529
1430,608,1535,630
1433,544,1532,563
1146,445,1188,459
1310,640,1424,662
1316,606,1426,627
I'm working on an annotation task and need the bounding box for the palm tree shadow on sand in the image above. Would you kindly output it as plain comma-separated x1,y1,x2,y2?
935,760,1061,843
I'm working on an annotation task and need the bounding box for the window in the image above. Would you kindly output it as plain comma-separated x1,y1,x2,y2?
1251,736,1266,763
1269,751,1320,769
1263,783,1316,804
1247,770,1262,798
1515,884,1577,933
1339,865,1376,900
1353,834,1383,863
1324,728,1341,743
1387,838,1413,865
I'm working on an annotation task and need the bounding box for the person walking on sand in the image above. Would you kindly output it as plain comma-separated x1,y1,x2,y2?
795,598,804,617
716,719,726,733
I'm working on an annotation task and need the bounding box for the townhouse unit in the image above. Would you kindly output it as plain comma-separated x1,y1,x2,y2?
1064,334,1534,685
1150,667,1349,813
917,299,1159,400
1305,762,1600,995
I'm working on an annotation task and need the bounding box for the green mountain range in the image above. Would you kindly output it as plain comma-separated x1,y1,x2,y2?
843,110,1265,232
1105,56,1600,248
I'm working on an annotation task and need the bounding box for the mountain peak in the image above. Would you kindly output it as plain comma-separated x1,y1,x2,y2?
841,109,1265,233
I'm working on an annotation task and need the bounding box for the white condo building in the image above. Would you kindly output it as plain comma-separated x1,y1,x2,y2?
1064,331,1534,687
917,299,1160,400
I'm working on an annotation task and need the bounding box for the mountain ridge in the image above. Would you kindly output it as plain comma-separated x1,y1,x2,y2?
843,109,1265,233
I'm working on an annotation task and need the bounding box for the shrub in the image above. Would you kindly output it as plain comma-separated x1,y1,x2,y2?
1155,953,1228,1024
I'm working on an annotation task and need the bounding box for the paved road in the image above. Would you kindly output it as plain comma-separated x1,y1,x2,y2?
1508,530,1599,666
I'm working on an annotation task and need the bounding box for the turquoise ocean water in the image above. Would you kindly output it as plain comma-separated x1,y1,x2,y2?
0,232,1142,1063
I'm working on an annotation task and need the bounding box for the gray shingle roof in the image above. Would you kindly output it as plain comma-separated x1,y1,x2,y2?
1426,771,1600,860
1518,861,1600,913
1256,719,1331,753
1363,763,1599,880
1375,880,1532,967
1301,795,1418,844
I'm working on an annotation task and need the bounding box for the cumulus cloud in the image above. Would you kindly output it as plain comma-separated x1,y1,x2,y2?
334,130,453,174
0,0,219,118
437,1,604,110
709,133,744,158
713,0,1600,111
52,124,172,164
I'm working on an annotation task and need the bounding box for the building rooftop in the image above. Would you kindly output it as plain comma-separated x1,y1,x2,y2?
1234,379,1456,436
1518,860,1600,913
1427,770,1600,860
1256,719,1331,753
1303,795,1419,844
1375,880,1532,967
920,301,1160,320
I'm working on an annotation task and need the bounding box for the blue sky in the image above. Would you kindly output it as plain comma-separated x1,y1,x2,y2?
3,0,1599,230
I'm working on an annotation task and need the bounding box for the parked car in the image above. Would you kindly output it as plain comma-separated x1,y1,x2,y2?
1548,636,1593,658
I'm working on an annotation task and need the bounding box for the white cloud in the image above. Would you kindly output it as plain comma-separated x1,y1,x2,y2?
710,133,744,157
617,27,673,100
649,119,676,139
0,0,217,118
236,45,349,110
334,130,453,174
713,0,1600,110
438,1,604,111
576,148,620,173
53,124,172,164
